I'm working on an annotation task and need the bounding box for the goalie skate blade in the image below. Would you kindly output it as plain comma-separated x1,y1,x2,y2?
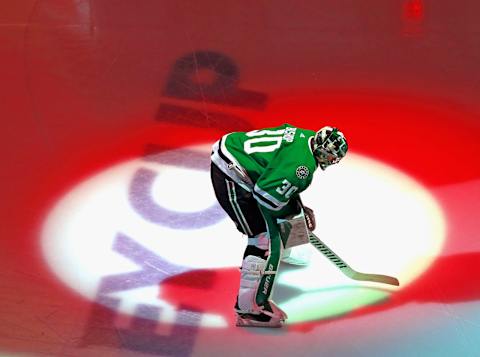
235,316,284,328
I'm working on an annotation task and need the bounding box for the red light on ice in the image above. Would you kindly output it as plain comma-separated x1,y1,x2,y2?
404,0,424,21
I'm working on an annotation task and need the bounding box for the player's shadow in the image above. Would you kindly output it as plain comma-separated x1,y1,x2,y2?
287,250,480,331
160,251,480,330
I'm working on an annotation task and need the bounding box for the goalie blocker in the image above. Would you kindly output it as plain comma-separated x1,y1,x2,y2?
277,209,310,249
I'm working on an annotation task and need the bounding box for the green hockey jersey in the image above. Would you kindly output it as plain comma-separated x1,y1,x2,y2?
212,123,318,211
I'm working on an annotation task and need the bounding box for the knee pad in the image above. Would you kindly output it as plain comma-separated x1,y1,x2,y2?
243,245,268,259
247,232,270,250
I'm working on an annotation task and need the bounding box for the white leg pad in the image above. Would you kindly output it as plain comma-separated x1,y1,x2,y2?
237,255,267,313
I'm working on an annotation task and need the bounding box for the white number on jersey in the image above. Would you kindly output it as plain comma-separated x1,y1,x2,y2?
276,179,298,199
244,129,285,154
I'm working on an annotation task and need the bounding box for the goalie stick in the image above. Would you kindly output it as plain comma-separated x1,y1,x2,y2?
308,232,400,286
225,163,399,286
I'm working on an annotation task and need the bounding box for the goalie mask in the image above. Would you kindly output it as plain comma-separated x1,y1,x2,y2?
313,126,348,170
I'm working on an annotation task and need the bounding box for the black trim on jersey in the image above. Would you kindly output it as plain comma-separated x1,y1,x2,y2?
217,135,281,211
217,137,233,166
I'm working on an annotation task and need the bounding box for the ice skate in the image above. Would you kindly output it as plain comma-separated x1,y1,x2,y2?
235,300,287,328
235,312,284,328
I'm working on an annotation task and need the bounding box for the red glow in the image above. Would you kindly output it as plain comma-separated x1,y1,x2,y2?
160,268,239,323
2,0,480,355
404,0,424,21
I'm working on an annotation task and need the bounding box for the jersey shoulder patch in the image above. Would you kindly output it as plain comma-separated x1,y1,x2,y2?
295,165,310,179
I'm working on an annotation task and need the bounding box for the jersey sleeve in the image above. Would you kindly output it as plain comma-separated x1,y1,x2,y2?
252,148,315,211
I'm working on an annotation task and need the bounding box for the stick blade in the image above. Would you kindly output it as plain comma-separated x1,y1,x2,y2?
308,232,400,287
348,271,400,286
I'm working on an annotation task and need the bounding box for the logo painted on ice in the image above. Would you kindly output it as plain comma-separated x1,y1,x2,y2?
41,145,244,331
41,145,446,342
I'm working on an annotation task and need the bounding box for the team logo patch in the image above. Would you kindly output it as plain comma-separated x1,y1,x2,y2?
296,166,309,179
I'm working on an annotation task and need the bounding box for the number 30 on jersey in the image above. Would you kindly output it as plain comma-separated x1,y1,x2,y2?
276,179,298,199
243,129,285,154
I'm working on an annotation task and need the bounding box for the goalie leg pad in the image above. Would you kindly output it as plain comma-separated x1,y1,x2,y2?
236,255,286,327
236,230,287,327
237,255,272,313
237,231,271,312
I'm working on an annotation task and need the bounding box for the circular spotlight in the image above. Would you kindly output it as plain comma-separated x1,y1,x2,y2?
41,144,445,327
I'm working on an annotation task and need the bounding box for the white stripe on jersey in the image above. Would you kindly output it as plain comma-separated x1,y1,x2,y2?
253,184,287,211
226,180,253,236
211,139,252,192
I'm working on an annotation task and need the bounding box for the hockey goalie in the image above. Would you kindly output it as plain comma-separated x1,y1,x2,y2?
210,123,348,327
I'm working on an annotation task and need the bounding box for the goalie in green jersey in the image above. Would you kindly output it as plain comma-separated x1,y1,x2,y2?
210,124,348,327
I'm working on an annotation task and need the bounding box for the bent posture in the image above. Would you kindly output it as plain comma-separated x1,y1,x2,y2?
210,123,348,327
